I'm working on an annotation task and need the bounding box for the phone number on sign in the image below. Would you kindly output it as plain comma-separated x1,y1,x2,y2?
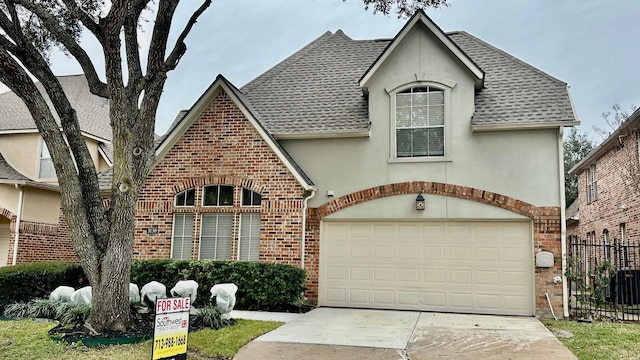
154,334,187,350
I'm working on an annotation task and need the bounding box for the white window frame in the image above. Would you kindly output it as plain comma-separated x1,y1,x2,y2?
174,188,196,207
586,164,597,203
237,213,261,261
171,213,194,260
241,188,262,207
202,184,234,207
38,139,56,179
388,81,453,163
199,213,234,260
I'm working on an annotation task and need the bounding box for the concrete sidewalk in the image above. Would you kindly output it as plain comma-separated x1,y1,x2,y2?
233,308,577,360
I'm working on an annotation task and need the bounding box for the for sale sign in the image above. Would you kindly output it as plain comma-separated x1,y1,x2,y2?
152,297,191,360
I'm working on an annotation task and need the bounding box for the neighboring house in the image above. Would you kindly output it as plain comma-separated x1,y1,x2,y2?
102,11,577,318
569,108,640,247
0,75,112,267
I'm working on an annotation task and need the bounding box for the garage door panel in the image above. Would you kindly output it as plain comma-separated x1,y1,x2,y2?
320,221,533,316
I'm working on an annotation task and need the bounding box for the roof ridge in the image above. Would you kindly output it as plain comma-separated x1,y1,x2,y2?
453,31,567,86
240,31,335,93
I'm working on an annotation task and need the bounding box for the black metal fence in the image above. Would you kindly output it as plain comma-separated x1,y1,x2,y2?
567,236,640,321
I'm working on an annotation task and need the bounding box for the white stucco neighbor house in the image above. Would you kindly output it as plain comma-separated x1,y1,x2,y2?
104,11,578,317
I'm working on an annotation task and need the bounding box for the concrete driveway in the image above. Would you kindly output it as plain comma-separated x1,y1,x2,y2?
234,308,577,360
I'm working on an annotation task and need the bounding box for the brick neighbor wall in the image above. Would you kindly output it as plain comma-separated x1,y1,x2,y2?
306,181,564,318
576,132,640,243
134,90,307,267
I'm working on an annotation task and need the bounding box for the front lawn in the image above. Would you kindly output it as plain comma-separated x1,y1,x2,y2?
0,318,282,360
545,320,640,360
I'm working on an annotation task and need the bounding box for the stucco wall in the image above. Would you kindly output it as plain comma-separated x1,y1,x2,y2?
0,133,40,179
283,25,562,212
21,187,61,224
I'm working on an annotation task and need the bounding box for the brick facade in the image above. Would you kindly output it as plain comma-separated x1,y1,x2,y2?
306,181,563,317
1,206,77,265
133,90,308,266
574,127,640,243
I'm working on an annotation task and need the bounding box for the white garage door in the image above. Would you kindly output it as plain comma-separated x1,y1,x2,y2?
319,221,533,316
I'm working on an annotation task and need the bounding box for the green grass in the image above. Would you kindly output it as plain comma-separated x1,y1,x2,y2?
545,320,640,360
0,318,282,360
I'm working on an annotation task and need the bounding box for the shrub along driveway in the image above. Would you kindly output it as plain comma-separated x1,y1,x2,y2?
235,308,577,360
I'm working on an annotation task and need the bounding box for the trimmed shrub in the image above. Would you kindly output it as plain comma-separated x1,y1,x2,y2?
131,259,307,311
0,262,86,312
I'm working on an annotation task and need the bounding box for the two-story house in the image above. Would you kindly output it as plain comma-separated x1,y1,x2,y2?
569,107,640,256
105,11,577,317
0,75,112,267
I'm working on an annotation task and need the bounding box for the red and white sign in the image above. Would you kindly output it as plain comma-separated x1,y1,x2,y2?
152,297,191,360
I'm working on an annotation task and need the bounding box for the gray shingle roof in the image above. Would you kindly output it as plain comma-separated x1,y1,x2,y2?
0,153,31,182
240,30,575,135
0,74,111,140
449,31,576,125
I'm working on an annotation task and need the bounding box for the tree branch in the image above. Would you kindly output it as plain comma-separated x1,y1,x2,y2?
11,0,108,97
59,0,103,39
123,1,148,96
163,0,212,71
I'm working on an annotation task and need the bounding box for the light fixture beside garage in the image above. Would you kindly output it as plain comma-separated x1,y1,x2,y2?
415,193,425,211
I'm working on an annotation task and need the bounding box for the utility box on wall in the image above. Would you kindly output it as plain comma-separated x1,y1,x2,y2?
535,251,554,268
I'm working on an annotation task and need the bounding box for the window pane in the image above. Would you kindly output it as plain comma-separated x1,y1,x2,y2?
413,92,428,106
39,158,56,178
176,192,186,206
427,128,445,156
412,106,428,127
428,105,444,126
239,214,261,261
185,189,195,206
412,129,429,157
252,193,262,206
172,213,194,260
396,93,412,108
200,213,233,260
396,108,411,128
396,129,412,157
219,185,234,206
428,90,444,105
203,186,219,206
242,188,251,206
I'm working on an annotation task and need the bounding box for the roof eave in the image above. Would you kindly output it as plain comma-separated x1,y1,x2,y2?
472,120,580,133
569,107,640,175
274,129,370,140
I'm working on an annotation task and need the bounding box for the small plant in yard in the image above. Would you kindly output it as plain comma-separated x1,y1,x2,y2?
565,257,613,319
3,301,31,319
190,305,234,330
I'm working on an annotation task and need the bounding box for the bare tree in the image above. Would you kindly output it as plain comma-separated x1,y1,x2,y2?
594,104,640,197
0,0,448,333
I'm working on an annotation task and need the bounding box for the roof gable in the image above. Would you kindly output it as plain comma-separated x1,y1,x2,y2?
155,75,315,191
359,10,484,92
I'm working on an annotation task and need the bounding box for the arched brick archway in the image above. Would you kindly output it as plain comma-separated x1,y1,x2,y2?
313,181,537,219
304,181,563,318
0,207,15,221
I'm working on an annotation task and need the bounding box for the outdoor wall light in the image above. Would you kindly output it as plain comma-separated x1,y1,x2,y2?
415,193,425,211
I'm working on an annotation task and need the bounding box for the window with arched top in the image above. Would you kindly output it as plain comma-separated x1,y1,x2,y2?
395,86,445,158
242,188,262,206
171,185,262,262
174,188,195,207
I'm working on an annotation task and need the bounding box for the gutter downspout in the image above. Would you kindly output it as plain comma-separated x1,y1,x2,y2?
300,189,316,270
558,127,569,317
12,184,24,265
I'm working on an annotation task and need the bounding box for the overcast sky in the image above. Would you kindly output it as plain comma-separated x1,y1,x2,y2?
30,1,640,141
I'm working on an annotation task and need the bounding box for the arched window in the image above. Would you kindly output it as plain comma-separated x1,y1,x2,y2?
395,86,445,157
175,188,195,207
242,188,262,206
203,185,234,206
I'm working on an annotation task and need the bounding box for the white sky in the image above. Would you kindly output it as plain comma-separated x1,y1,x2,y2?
20,0,640,141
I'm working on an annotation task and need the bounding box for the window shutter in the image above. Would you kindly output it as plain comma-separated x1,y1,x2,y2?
239,214,261,261
172,214,194,260
200,214,233,260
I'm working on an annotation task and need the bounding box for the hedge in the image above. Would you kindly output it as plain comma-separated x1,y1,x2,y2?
0,262,87,312
0,260,307,312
